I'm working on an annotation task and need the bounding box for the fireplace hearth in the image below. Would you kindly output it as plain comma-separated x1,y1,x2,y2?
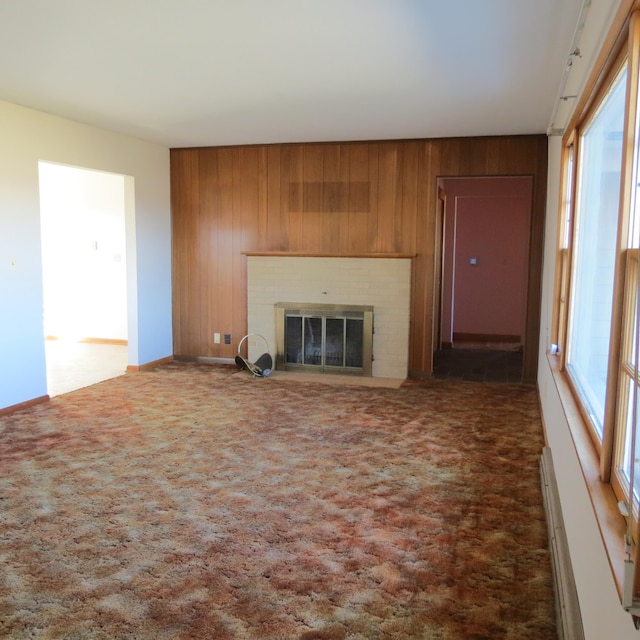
275,303,373,376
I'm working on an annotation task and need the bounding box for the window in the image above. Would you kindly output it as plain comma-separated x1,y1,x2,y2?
612,61,640,526
614,250,640,517
566,64,627,441
554,8,640,612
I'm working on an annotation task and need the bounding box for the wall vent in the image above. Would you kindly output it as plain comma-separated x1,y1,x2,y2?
288,181,370,212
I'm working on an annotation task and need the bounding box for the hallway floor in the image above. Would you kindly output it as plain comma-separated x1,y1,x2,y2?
433,347,524,384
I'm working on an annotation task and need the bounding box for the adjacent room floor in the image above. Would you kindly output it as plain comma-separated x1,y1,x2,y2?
44,339,128,397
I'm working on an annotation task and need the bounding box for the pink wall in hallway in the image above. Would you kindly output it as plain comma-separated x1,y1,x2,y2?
440,177,532,345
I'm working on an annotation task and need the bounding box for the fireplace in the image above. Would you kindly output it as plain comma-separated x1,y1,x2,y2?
276,302,373,376
246,255,412,379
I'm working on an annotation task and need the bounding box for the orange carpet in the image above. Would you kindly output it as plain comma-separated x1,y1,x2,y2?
0,362,555,639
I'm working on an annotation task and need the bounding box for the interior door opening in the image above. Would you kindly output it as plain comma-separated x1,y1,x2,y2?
434,176,534,383
39,162,129,396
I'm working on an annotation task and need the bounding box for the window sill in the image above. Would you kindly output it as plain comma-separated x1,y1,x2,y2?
547,352,627,600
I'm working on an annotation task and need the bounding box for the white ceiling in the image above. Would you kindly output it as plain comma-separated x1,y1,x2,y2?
0,0,589,149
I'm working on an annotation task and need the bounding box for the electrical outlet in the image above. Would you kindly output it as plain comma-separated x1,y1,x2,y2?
224,334,231,345
214,333,221,344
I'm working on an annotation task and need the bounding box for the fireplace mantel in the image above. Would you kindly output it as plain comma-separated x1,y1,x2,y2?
242,251,416,259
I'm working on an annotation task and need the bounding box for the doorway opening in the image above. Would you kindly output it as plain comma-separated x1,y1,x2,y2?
39,162,129,396
434,176,534,383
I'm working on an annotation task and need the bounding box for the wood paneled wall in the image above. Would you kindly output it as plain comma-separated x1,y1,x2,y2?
171,135,548,381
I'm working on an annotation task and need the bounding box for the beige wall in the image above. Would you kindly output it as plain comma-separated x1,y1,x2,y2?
0,99,172,411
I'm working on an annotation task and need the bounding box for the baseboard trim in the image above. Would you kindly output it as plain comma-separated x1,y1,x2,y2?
127,356,174,372
173,355,238,366
196,356,236,365
46,335,128,346
0,395,49,417
78,337,128,346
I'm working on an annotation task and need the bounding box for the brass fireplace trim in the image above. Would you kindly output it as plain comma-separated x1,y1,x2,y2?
275,302,373,376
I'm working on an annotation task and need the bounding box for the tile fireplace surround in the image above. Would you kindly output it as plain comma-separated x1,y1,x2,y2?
246,255,412,379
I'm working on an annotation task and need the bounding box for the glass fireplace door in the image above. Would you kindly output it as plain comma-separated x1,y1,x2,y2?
285,315,323,366
277,303,373,376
